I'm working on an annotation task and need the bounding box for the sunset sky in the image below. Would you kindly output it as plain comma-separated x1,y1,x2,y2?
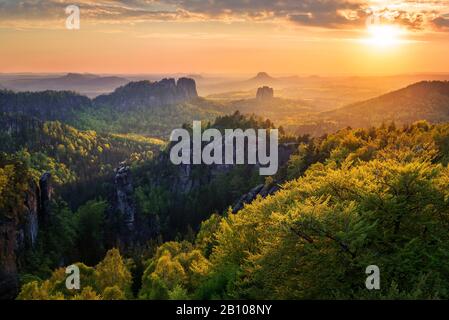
1,0,449,75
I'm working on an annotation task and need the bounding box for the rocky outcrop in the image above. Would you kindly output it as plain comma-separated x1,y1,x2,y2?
18,182,40,250
231,143,296,213
0,219,19,300
94,78,198,111
0,172,52,299
108,163,160,249
153,142,295,216
0,77,198,124
38,172,53,225
256,86,274,101
232,182,281,213
158,137,296,196
177,78,198,100
114,163,135,234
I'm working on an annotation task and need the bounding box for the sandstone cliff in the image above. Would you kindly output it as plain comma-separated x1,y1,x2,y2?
107,163,160,250
256,86,274,101
0,173,52,299
94,78,198,111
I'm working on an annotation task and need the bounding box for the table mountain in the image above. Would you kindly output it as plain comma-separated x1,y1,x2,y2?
93,78,198,112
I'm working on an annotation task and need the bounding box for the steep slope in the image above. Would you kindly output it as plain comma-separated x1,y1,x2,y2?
0,161,52,299
326,81,449,125
124,112,297,238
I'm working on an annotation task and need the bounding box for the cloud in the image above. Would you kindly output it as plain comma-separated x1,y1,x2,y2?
0,0,448,32
159,0,370,27
0,0,184,27
431,12,449,30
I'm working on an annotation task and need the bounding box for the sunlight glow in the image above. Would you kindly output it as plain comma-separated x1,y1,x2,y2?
363,25,404,48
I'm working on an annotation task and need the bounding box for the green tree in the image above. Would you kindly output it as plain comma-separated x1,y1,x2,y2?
95,248,133,298
103,286,126,300
74,200,107,264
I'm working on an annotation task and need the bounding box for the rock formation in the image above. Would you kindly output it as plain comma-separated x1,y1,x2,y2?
114,163,135,234
108,163,159,249
232,182,280,213
38,172,53,225
0,172,52,299
256,86,274,101
176,78,198,100
0,77,198,123
94,78,198,111
232,143,296,213
0,220,19,300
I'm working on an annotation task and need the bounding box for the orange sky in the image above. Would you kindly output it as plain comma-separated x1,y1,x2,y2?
1,0,449,75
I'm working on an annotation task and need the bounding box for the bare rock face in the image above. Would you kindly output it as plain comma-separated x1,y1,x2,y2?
109,163,160,249
115,163,135,233
18,181,40,250
177,77,198,100
0,220,18,299
256,86,274,101
38,172,53,225
231,143,296,213
232,183,280,213
0,172,52,299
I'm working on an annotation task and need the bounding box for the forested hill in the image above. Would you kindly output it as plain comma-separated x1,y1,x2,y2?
0,90,92,122
295,81,449,136
0,77,199,121
0,78,223,138
4,76,449,300
13,120,449,300
93,78,198,111
0,113,164,184
0,112,292,300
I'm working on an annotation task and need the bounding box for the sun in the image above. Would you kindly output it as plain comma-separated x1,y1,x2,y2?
363,24,403,48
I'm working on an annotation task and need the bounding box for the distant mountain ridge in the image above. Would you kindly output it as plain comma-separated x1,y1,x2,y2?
326,80,449,123
0,90,92,122
244,72,301,87
0,77,199,120
251,72,275,82
1,73,129,98
203,72,303,95
0,77,212,137
3,77,449,139
295,81,449,136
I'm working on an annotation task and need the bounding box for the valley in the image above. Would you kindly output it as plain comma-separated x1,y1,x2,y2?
1,74,449,300
3,0,449,305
